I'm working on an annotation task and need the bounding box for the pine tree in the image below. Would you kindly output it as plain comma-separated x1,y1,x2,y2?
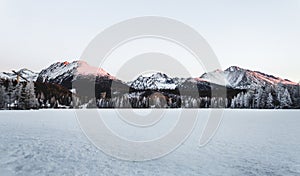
192,98,198,108
1,83,9,109
39,92,46,107
236,92,244,108
24,81,38,109
18,83,27,109
243,92,251,108
253,87,269,108
260,88,267,108
6,80,17,109
275,84,285,108
298,81,300,97
235,93,241,108
254,88,263,108
30,81,38,108
210,97,217,108
217,97,226,108
0,85,5,109
14,82,23,109
230,97,236,108
280,88,292,108
266,93,274,109
296,81,300,108
225,98,229,108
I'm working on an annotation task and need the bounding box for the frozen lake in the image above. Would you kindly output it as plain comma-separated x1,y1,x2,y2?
0,110,299,176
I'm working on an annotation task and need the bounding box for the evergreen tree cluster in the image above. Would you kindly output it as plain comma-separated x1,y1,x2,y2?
0,80,38,110
230,84,296,109
0,79,72,110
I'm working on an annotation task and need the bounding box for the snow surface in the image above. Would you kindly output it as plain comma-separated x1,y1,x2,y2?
0,110,299,176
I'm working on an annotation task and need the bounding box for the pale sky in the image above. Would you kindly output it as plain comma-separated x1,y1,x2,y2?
0,0,300,82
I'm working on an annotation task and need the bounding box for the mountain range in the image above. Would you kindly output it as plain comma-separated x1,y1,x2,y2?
2,61,298,90
0,60,299,109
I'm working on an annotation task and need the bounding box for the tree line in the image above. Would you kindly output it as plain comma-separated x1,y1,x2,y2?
0,79,299,109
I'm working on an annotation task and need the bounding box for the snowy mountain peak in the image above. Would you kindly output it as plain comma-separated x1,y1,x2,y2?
37,61,78,83
0,68,38,82
152,72,169,79
201,66,298,89
130,72,177,90
76,60,114,78
225,66,243,72
18,68,34,73
37,60,114,84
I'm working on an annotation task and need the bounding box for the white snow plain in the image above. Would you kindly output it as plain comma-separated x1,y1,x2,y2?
0,110,300,176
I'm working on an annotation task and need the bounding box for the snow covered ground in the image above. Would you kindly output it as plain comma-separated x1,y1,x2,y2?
0,110,300,176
